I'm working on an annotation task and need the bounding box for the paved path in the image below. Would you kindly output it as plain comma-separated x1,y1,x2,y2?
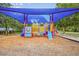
60,34,79,42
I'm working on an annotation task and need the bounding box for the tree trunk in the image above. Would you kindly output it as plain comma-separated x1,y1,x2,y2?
5,19,8,35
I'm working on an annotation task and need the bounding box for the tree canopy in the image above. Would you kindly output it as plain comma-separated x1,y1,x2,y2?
56,3,79,32
0,3,23,35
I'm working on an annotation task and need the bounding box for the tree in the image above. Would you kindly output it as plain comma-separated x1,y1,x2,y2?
56,3,79,8
0,3,12,35
0,3,23,35
0,3,12,7
56,3,79,32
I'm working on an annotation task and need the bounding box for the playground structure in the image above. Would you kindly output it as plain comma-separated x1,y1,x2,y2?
21,20,56,40
0,7,79,40
20,14,57,40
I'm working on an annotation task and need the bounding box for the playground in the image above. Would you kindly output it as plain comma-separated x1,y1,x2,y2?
0,7,79,56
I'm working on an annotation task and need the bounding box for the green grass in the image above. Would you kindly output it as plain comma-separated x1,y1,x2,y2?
16,31,21,34
65,32,79,37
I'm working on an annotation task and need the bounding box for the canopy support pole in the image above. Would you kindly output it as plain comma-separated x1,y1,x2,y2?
51,14,55,38
51,14,59,37
24,14,27,37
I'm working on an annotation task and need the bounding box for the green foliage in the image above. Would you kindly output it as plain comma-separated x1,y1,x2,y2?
40,24,44,26
56,3,79,32
56,3,79,8
0,3,24,35
0,3,12,7
27,24,32,27
0,13,24,31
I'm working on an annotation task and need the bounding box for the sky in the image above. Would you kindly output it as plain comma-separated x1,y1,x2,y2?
11,3,56,8
11,3,56,23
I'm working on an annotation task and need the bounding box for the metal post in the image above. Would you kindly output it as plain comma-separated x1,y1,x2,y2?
49,14,52,31
24,14,27,37
51,14,55,38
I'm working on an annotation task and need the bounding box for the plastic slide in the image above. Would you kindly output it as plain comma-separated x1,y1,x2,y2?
48,31,52,40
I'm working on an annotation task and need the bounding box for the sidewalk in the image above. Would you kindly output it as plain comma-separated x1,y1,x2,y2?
59,33,79,42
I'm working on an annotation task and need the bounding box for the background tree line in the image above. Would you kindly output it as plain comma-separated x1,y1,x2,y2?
0,3,23,35
56,3,79,32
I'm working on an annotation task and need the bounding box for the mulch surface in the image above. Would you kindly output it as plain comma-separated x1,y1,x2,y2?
0,35,79,56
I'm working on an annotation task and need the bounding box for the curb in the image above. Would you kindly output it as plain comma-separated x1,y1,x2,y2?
59,35,79,43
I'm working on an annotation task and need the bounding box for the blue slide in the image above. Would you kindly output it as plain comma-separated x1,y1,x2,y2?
48,31,52,40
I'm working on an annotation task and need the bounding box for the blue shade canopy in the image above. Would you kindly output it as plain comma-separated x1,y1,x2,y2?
0,7,79,14
0,7,79,24
53,10,76,23
0,10,24,23
28,15,50,24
